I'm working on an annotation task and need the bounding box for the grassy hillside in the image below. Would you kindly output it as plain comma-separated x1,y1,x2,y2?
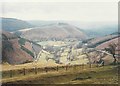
20,23,87,41
96,37,119,49
1,17,34,31
83,34,118,48
2,31,34,64
2,65,118,84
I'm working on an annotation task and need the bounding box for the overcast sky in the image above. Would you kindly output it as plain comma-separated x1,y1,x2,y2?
1,2,118,22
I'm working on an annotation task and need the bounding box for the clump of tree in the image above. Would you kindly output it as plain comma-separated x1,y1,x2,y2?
42,46,64,64
18,38,26,45
105,43,117,65
82,44,105,66
2,41,13,52
21,46,34,57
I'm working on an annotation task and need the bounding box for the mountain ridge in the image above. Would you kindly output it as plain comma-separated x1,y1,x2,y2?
20,23,87,41
1,17,34,32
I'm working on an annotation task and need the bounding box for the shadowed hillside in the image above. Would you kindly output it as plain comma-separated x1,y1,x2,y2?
82,32,119,48
1,17,34,31
2,31,42,64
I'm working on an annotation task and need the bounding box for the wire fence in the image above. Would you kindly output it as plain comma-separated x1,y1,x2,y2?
2,64,100,79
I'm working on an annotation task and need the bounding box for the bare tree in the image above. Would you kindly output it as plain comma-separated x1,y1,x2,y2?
67,46,71,61
82,44,92,65
84,52,91,64
107,43,117,65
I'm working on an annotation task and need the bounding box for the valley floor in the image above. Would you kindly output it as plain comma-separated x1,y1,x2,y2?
1,54,88,71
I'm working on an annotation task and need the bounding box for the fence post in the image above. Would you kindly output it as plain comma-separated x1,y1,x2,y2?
10,70,12,78
56,66,58,71
35,67,37,74
82,64,84,69
23,68,26,75
89,63,92,68
74,65,76,70
45,67,48,73
96,63,99,67
103,61,104,66
66,65,68,71
73,65,74,70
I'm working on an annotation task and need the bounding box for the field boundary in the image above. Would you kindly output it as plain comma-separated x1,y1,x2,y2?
2,63,99,79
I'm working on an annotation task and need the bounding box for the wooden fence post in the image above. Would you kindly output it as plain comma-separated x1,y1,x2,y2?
10,70,12,78
35,67,37,74
103,61,104,66
74,65,76,70
23,68,26,75
73,65,74,70
96,63,99,67
82,64,84,69
66,65,68,71
89,63,92,68
56,66,58,71
45,67,48,73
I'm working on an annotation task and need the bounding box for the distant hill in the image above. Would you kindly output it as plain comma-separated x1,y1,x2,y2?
20,23,87,41
28,20,118,38
2,31,42,64
96,37,119,50
28,20,58,27
83,33,119,48
1,17,34,32
96,36,119,57
82,27,118,38
66,21,118,38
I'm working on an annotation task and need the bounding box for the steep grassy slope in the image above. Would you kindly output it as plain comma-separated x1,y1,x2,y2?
2,31,34,64
83,33,118,48
96,37,120,58
96,37,119,49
